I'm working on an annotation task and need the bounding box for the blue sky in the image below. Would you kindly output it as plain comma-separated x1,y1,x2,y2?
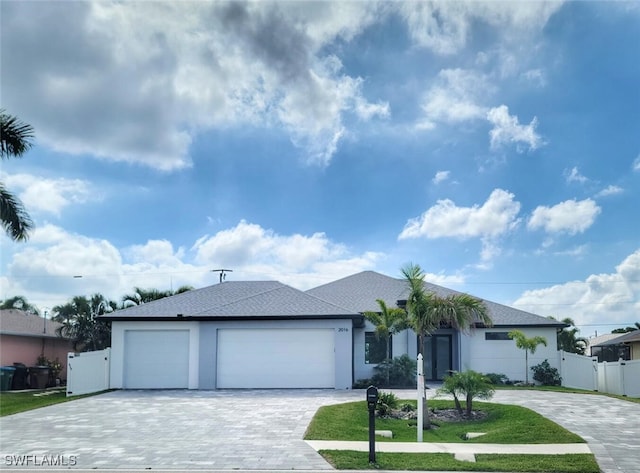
1,1,639,339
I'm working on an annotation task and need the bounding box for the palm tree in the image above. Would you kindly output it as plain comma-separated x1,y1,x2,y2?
0,295,40,315
363,299,408,385
53,294,115,351
508,330,547,385
402,263,492,428
122,285,193,307
122,287,172,307
555,317,588,355
0,110,35,241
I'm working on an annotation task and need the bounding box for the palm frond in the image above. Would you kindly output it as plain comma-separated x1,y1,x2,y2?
0,183,33,241
0,110,35,158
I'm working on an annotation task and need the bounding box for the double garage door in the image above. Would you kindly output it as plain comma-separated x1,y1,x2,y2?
217,328,335,388
123,328,335,389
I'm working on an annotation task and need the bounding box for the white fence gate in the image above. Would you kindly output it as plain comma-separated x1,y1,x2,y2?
66,348,111,397
559,350,640,397
559,350,598,391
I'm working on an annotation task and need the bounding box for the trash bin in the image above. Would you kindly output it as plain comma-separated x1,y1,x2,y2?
0,366,16,391
29,366,50,389
11,363,28,390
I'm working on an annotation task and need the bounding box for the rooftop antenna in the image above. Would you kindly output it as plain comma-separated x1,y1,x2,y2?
211,269,233,283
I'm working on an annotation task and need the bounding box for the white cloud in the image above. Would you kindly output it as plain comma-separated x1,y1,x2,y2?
487,105,543,151
399,189,521,263
432,171,450,184
419,69,490,128
521,68,546,87
564,166,588,184
633,155,640,172
399,189,521,240
1,1,386,170
513,249,640,333
528,198,601,235
595,185,624,198
1,220,383,309
399,2,563,55
192,220,381,287
1,172,95,216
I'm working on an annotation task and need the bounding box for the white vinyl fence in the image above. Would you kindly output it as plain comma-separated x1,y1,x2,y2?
559,350,598,391
598,359,640,397
66,348,111,397
559,350,640,397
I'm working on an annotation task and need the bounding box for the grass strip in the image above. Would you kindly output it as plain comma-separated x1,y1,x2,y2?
320,450,599,472
0,390,109,416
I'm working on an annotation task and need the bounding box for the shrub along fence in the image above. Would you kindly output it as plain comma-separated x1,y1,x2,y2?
559,350,640,397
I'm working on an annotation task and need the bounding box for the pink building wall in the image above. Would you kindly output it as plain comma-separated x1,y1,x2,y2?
0,335,74,380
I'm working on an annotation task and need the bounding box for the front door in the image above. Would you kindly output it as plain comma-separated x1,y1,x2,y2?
422,335,452,381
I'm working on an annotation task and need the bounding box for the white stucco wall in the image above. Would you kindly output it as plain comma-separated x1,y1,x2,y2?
460,327,560,382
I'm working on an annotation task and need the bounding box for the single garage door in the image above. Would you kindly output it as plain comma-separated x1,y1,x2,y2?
124,330,190,389
216,328,335,388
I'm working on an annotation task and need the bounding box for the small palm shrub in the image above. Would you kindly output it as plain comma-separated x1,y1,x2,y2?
376,391,399,416
531,359,561,386
437,370,495,416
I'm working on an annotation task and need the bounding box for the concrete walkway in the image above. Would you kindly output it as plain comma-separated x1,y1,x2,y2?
305,440,591,462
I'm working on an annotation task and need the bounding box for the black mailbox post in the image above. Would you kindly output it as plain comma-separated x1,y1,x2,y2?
366,386,379,463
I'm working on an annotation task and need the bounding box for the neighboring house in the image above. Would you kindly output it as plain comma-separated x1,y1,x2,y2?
102,271,565,390
0,309,73,379
590,330,640,362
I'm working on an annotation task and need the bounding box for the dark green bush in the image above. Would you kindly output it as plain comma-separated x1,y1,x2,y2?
352,378,372,389
371,354,416,387
484,372,509,385
531,359,561,386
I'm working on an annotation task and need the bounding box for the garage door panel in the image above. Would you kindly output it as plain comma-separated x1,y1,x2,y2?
217,329,334,388
124,330,189,389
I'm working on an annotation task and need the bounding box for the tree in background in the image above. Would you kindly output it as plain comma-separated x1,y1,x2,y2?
53,294,116,351
555,317,588,355
402,263,492,429
611,322,640,334
0,295,40,315
508,330,547,385
0,110,35,241
122,285,193,307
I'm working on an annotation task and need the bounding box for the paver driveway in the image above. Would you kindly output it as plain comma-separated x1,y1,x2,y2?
2,388,639,471
0,389,362,470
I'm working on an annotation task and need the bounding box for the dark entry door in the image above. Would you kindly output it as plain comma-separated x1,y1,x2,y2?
423,335,452,381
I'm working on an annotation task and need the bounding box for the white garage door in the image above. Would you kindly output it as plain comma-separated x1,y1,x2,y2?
124,330,190,389
217,328,335,388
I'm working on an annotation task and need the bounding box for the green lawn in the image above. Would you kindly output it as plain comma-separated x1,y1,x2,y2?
0,389,107,416
320,451,600,472
306,400,596,472
305,400,584,444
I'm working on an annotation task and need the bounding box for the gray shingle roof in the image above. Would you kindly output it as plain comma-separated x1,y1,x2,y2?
591,330,640,347
102,281,360,319
0,309,70,339
306,271,564,328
